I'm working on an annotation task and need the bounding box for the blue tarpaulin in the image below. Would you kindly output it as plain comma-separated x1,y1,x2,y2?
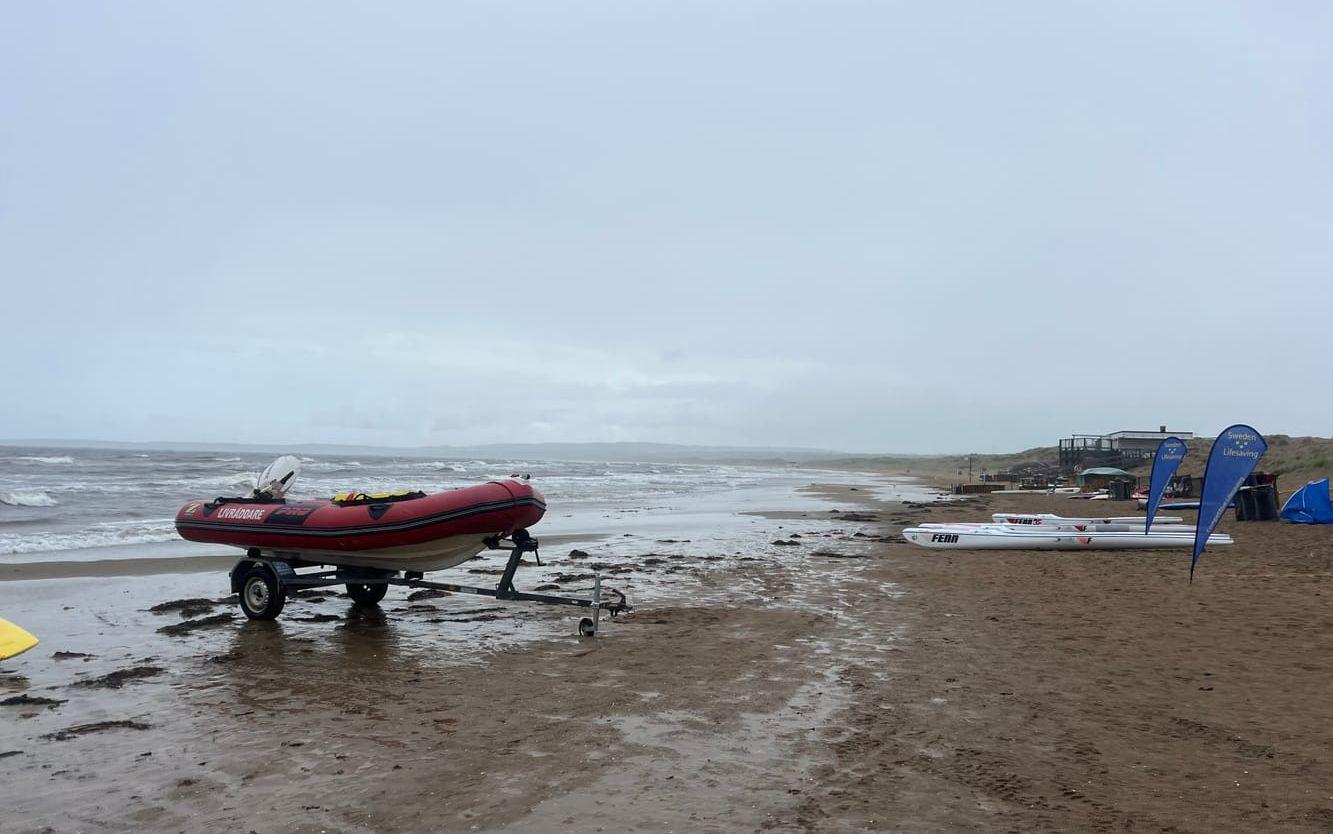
1280,479,1333,524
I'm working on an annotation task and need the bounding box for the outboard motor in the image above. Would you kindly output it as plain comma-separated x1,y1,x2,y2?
254,455,302,499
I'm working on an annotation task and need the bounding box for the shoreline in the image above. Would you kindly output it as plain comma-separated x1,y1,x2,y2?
0,533,616,582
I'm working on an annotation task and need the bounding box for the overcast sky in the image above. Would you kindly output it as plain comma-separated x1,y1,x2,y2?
2,2,1329,453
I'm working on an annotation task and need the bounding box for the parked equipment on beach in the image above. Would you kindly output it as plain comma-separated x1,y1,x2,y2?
0,618,39,661
990,513,1184,526
1067,490,1109,500
921,521,1198,534
903,526,1233,550
175,457,629,634
1158,501,1226,510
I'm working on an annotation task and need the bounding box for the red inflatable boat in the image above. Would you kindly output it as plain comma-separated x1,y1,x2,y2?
175,479,546,572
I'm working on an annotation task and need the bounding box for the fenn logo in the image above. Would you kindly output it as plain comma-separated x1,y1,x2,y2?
1005,517,1040,525
930,533,959,543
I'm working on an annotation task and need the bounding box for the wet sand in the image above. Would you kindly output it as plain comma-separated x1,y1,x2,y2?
0,554,238,580
2,483,1331,832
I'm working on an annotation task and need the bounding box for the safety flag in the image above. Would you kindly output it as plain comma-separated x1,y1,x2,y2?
1191,425,1266,580
1145,437,1188,534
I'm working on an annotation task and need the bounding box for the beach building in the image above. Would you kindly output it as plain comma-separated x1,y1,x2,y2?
1058,426,1194,470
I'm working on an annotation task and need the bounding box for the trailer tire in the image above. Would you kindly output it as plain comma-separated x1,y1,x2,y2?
578,617,597,637
239,567,286,620
346,583,388,605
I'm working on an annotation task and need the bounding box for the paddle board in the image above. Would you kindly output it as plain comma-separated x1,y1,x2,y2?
0,618,39,661
1158,501,1232,511
922,521,1200,534
903,527,1232,550
991,513,1184,525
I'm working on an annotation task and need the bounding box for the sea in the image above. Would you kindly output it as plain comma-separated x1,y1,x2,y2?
0,445,939,565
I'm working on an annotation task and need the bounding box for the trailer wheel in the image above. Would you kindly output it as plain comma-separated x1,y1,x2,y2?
346,583,388,605
578,617,597,637
239,567,286,620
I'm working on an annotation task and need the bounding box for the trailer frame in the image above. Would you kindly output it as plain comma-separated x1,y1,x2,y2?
227,530,628,636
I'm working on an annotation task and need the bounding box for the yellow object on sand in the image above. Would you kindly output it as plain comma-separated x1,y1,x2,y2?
0,617,39,661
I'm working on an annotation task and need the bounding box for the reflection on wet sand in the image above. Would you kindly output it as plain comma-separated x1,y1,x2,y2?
0,671,32,693
220,603,415,708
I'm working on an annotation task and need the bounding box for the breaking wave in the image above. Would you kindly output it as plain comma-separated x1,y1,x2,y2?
410,461,464,472
11,455,76,465
0,519,177,555
0,490,59,507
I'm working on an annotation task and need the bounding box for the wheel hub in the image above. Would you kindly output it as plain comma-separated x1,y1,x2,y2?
245,579,270,611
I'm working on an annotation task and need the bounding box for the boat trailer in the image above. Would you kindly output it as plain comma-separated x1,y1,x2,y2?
228,529,630,636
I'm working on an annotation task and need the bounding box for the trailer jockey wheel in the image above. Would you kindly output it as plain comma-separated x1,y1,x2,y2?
578,617,597,637
346,583,388,605
239,567,286,620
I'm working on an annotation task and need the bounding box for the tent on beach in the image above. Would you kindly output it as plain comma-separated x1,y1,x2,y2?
1076,467,1136,490
1279,478,1333,524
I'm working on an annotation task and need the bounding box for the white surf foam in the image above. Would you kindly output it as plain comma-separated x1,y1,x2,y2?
0,519,178,555
410,461,464,472
0,490,59,507
11,455,76,465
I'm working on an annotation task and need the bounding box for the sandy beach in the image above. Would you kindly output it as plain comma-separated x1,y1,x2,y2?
2,479,1331,833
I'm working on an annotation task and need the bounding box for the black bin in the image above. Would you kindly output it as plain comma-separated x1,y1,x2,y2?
1235,485,1280,521
1107,480,1135,501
